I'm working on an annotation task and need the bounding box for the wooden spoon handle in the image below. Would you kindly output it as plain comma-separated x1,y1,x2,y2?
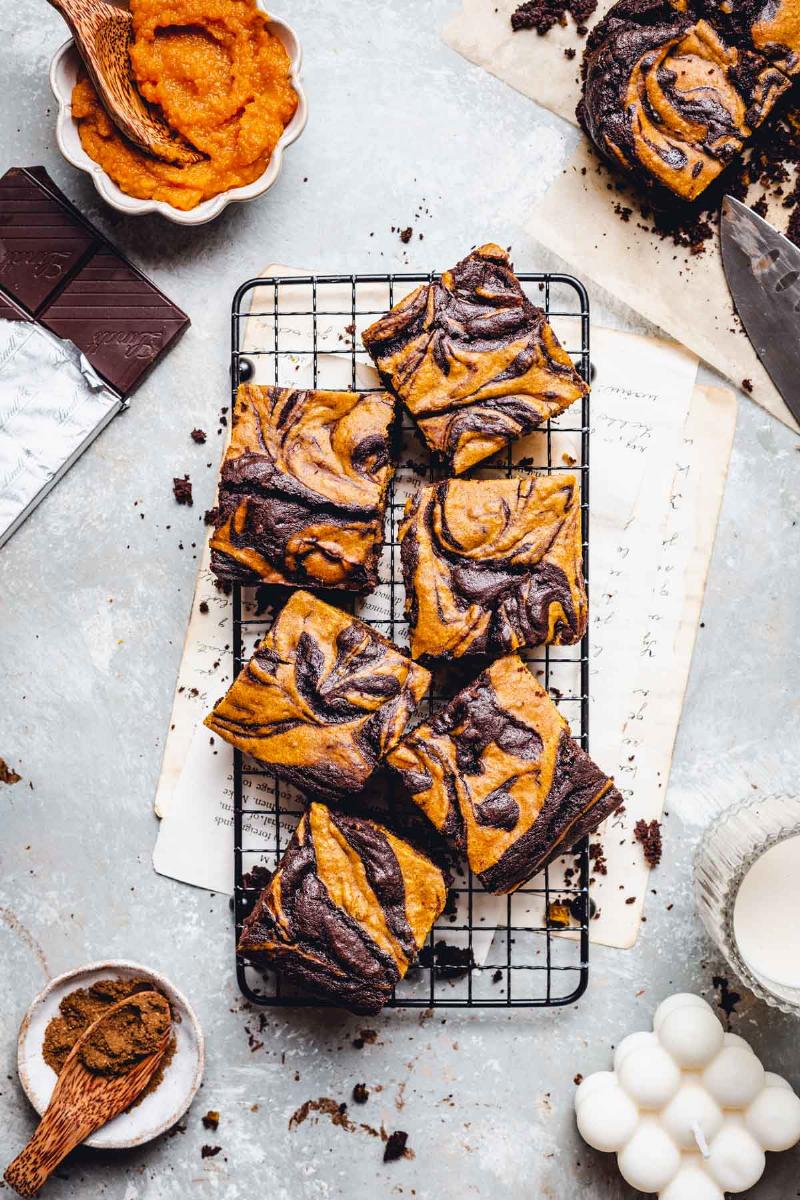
4,1105,89,1197
44,0,104,27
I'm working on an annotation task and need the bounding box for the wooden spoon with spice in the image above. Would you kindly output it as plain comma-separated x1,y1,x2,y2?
4,991,171,1197
45,0,203,165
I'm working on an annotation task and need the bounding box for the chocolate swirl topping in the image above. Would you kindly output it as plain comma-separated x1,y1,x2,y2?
399,474,587,661
205,591,431,803
210,384,396,592
578,0,792,201
387,655,623,895
362,244,587,475
238,802,447,1013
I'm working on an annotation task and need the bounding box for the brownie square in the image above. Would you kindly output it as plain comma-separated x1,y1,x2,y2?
387,655,623,894
400,473,587,661
578,0,791,201
238,801,447,1013
362,244,587,475
205,591,430,803
210,384,396,592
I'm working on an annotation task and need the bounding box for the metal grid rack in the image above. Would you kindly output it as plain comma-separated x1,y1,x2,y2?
229,269,591,1009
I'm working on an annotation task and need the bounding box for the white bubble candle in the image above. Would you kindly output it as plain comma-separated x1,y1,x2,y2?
575,993,800,1198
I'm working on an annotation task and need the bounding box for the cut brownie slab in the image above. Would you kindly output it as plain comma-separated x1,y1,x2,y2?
238,802,448,1013
400,474,587,660
210,384,395,591
205,591,430,803
362,244,587,475
578,0,791,201
387,655,623,895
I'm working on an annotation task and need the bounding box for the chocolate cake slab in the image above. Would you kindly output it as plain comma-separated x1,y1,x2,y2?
238,802,448,1013
387,655,623,895
362,244,587,474
210,384,395,591
205,591,431,803
578,0,792,201
399,473,587,660
0,166,189,397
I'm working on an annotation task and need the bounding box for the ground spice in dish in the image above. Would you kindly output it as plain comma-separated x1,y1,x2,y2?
42,978,175,1105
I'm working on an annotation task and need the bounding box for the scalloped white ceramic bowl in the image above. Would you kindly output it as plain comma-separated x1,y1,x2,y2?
49,5,307,225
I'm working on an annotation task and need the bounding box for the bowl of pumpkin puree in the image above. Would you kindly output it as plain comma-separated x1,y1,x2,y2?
50,0,307,224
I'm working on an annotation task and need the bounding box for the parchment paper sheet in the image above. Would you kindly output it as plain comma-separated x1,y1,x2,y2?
443,0,798,431
153,267,735,951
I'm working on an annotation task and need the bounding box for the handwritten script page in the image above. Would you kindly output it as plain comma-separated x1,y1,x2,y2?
442,1,795,431
153,270,734,951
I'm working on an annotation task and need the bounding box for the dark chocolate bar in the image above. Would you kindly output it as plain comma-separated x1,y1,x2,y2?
0,167,189,397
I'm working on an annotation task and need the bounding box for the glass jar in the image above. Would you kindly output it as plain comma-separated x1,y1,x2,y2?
694,793,800,1016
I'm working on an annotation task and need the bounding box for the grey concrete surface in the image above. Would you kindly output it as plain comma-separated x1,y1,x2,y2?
1,2,799,1198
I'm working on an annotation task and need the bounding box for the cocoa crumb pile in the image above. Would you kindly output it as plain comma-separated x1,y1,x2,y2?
511,0,598,35
633,818,663,868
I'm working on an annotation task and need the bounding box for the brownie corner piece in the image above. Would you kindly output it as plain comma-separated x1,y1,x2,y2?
400,473,587,660
362,243,587,474
237,802,448,1013
209,383,396,591
387,654,623,894
204,591,430,803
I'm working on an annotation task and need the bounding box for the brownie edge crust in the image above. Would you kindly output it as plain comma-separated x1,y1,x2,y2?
387,655,623,894
238,803,448,1013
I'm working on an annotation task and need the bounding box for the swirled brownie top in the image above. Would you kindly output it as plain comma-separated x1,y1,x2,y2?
238,802,447,1013
361,244,587,475
387,655,623,895
210,384,396,592
205,591,430,803
400,474,587,660
578,0,791,201
693,0,800,76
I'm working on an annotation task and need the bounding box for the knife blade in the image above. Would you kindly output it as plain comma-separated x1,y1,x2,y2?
720,194,800,425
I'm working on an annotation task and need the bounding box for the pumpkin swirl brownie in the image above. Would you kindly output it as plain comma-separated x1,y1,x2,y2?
361,243,587,475
238,802,447,1013
400,473,587,661
205,591,430,803
387,655,623,895
578,0,791,201
210,383,395,591
694,0,800,77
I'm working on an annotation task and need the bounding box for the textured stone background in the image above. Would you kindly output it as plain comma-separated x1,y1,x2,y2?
1,2,799,1197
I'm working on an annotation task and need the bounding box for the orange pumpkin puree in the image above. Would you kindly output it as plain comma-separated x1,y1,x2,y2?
72,0,298,211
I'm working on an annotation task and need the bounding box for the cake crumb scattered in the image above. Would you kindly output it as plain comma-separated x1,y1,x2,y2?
191,428,207,444
634,819,663,868
173,475,193,506
0,757,21,785
383,1130,411,1162
202,1111,220,1131
352,1083,369,1104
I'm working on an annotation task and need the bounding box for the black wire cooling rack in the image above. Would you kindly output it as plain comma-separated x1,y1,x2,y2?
229,270,591,1009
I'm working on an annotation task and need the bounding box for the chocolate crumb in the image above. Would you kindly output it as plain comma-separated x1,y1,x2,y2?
204,507,219,527
199,600,209,614
383,1130,410,1162
399,227,413,244
0,757,21,785
634,819,663,868
588,841,608,875
201,1145,221,1159
202,1111,220,1130
418,940,475,977
574,1073,584,1086
564,46,577,59
173,476,193,506
511,0,597,34
191,428,207,444
352,1083,369,1104
492,969,503,984
713,974,742,1022
742,378,753,394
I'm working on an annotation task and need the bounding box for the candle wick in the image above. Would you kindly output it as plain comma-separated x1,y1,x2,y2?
691,1120,710,1159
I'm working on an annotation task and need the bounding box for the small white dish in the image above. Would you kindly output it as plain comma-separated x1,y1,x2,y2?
17,960,205,1149
49,5,307,226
